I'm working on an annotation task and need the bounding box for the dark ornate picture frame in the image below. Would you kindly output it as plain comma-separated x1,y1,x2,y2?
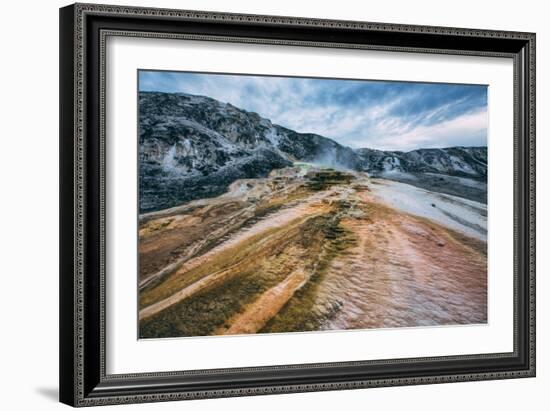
59,3,536,407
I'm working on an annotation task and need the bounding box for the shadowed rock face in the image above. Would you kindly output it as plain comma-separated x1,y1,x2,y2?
139,91,487,213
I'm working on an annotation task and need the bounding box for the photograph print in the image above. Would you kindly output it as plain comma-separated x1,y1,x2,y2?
137,70,488,339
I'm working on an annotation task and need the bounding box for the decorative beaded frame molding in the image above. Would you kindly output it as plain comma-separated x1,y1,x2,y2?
59,3,536,407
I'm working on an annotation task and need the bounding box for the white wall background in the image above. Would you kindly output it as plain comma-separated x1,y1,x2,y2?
0,0,546,409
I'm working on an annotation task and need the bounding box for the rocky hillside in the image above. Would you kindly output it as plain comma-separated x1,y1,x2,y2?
355,146,487,178
139,91,487,212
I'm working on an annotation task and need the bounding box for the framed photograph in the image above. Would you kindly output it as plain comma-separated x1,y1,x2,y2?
59,3,536,407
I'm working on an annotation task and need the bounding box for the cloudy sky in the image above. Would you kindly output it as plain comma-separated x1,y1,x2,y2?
139,70,487,152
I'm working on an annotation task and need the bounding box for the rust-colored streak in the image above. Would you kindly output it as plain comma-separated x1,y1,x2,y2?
217,269,309,335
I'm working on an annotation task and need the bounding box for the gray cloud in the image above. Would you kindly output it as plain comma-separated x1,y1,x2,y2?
139,70,488,151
